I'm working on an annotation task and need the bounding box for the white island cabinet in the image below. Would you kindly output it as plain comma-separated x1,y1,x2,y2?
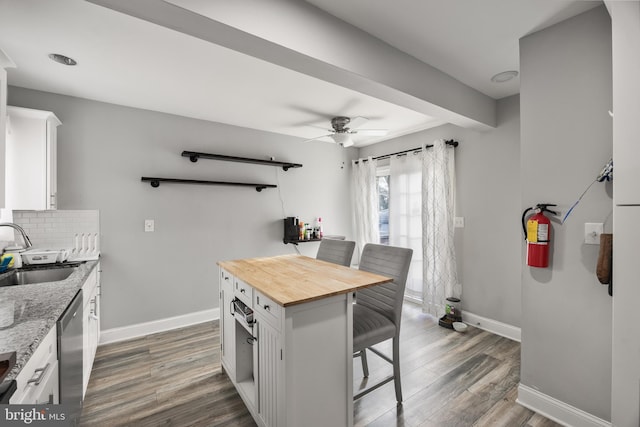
218,255,391,427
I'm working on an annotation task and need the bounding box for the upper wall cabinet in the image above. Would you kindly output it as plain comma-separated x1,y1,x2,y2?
6,106,61,210
0,49,15,209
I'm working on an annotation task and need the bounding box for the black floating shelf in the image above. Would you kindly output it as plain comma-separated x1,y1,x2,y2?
141,177,276,192
283,238,322,245
182,151,303,171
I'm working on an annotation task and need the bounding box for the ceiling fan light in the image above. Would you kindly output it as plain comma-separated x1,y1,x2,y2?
331,133,354,147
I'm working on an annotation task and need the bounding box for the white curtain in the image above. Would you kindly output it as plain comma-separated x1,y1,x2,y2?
389,153,423,301
351,157,380,257
422,139,459,317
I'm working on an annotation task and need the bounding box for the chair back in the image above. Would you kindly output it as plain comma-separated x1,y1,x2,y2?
316,239,356,267
357,243,413,326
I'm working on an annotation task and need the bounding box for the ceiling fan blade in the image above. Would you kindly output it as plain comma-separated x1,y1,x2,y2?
348,116,369,129
301,134,333,143
353,129,388,136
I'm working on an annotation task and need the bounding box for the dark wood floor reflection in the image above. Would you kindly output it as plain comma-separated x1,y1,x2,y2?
79,302,560,426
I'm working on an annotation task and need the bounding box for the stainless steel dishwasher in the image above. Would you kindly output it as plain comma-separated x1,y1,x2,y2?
58,290,83,426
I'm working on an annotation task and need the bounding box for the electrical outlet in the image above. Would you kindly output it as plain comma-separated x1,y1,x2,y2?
454,217,465,228
584,222,603,244
144,219,155,232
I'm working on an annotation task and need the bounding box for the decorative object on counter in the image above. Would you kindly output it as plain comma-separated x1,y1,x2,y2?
68,233,100,261
282,216,323,244
3,247,22,269
21,249,69,265
181,151,302,171
0,255,13,273
439,296,462,329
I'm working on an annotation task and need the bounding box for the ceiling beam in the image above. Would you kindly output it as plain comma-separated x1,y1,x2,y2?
87,0,496,130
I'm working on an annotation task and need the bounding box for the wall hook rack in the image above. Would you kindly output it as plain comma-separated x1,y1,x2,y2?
181,151,303,171
141,177,276,192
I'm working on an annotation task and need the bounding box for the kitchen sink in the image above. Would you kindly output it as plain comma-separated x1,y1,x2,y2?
0,264,79,287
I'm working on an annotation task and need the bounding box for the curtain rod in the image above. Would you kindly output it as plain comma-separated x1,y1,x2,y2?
356,139,459,163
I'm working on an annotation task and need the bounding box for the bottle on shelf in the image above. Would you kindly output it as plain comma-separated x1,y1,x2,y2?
317,217,323,239
299,221,305,240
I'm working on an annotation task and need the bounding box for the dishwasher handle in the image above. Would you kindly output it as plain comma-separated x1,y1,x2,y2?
27,362,51,386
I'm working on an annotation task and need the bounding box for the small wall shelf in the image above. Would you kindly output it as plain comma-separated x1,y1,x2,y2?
141,177,276,192
182,151,303,171
283,238,322,245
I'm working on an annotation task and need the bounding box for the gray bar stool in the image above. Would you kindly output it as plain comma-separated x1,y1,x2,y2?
353,243,413,403
315,239,356,267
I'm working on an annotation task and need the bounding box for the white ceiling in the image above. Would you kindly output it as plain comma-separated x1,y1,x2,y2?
0,0,601,147
305,0,601,99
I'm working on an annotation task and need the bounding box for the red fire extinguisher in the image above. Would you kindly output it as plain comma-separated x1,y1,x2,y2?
522,203,558,268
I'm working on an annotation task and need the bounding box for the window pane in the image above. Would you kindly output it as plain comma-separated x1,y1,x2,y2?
377,175,389,245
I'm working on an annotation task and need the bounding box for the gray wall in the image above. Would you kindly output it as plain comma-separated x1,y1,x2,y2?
8,86,357,330
359,94,521,327
519,6,612,421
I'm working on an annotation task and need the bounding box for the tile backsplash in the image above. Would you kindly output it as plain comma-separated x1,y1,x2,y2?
13,210,100,251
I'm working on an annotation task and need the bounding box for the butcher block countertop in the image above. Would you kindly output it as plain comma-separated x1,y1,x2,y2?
218,254,392,307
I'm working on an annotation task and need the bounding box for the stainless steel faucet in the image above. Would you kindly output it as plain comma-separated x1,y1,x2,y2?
0,223,33,249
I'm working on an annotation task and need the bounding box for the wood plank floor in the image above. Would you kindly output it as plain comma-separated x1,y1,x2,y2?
79,302,561,427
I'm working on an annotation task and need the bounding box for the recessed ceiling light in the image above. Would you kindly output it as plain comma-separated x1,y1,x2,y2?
48,53,77,66
491,70,518,83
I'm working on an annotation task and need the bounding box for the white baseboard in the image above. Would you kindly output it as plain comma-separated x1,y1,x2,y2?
517,384,611,427
99,308,220,345
462,311,521,342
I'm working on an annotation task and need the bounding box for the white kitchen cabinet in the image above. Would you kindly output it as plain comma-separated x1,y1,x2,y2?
6,106,61,210
0,52,14,209
82,264,100,398
10,326,59,404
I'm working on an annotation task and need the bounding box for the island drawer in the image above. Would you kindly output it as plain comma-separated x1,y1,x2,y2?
254,290,281,326
220,269,234,292
234,278,253,307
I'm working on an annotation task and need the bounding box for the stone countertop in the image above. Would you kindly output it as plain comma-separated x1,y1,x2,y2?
0,260,99,382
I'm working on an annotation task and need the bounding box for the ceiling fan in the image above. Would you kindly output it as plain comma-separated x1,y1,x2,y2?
305,116,388,147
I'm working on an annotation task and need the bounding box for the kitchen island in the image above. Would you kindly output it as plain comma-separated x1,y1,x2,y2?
218,254,391,427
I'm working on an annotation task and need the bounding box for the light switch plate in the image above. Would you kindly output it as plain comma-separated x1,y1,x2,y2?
584,222,603,244
145,219,155,232
454,217,465,228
